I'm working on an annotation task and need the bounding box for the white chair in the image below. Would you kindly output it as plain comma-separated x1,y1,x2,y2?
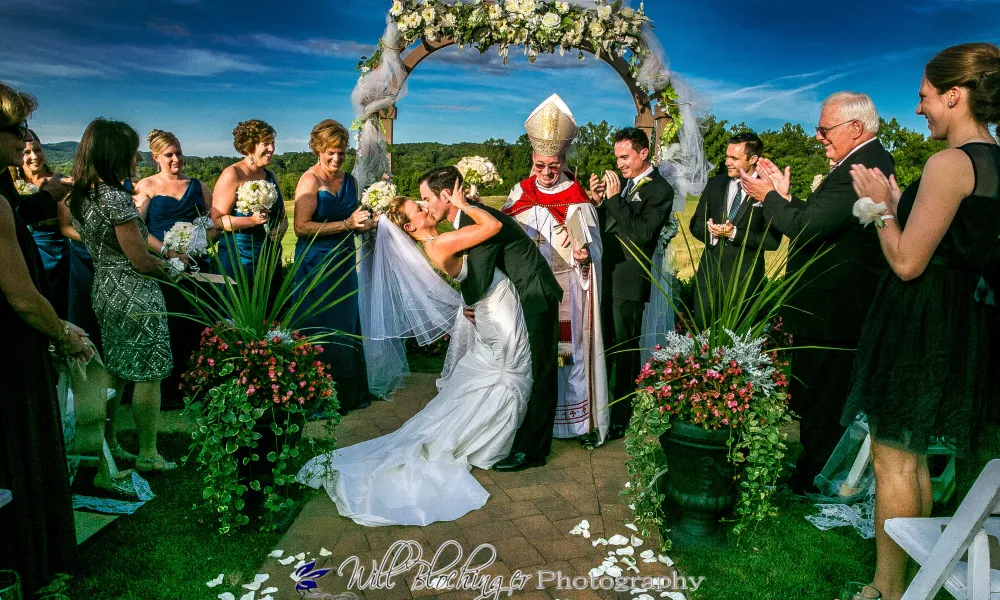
885,459,1000,599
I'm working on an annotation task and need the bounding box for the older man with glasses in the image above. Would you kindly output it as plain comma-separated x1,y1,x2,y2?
740,91,896,495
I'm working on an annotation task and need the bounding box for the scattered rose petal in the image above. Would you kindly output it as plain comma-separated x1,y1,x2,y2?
582,530,591,538
295,552,306,560
657,554,674,566
640,550,655,559
319,548,332,557
592,537,608,546
616,546,635,556
579,519,590,530
261,588,278,595
631,535,643,547
242,574,269,591
260,597,274,600
625,523,639,532
628,504,636,510
268,550,283,558
206,574,224,588
588,567,604,577
661,593,685,600
636,595,654,600
240,592,255,600
607,534,629,545
278,555,296,565
218,594,235,600
631,587,648,594
605,565,623,577
570,526,583,535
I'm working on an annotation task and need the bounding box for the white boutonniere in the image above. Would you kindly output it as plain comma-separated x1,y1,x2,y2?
628,176,653,201
810,173,825,193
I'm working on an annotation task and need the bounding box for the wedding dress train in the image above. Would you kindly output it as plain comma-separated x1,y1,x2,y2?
297,267,532,527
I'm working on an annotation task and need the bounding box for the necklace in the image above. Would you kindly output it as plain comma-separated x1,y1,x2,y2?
424,235,437,242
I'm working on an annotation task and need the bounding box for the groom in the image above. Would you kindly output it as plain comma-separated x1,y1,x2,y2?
419,166,563,472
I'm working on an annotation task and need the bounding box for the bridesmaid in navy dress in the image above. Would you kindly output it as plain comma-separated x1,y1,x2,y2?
212,119,288,294
134,129,215,407
18,130,70,318
293,120,374,412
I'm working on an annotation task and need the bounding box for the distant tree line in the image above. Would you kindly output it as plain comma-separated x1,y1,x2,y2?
42,115,944,202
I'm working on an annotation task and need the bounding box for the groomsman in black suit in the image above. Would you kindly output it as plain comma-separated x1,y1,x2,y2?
741,92,895,493
591,127,675,440
419,166,563,471
689,132,781,329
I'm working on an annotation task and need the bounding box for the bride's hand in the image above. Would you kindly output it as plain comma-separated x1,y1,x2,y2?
448,178,470,210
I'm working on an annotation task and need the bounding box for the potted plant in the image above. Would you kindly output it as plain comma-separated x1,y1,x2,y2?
621,223,826,549
169,236,355,533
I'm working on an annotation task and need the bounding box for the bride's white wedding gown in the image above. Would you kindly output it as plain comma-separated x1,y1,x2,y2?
297,266,532,527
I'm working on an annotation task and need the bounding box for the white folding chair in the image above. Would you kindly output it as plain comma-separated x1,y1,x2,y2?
885,459,1000,600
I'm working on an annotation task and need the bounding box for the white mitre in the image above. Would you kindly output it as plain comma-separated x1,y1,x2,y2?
525,93,578,157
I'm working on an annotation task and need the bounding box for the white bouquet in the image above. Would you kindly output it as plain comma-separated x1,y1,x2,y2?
14,179,40,195
455,156,503,196
163,217,213,257
235,179,278,217
360,180,397,214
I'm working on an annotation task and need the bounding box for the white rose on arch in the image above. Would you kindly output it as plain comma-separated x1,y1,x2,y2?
589,21,605,37
541,12,560,28
597,4,612,20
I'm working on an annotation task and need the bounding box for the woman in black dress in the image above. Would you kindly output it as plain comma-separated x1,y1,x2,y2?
0,82,92,594
846,43,1000,600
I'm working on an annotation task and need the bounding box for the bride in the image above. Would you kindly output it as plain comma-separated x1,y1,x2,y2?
297,181,533,526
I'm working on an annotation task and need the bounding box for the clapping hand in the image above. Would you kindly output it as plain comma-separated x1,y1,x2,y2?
756,158,792,200
851,166,900,214
740,168,776,202
706,218,734,239
602,170,621,198
588,174,606,204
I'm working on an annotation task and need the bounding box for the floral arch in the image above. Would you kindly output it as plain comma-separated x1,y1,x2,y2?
351,0,709,201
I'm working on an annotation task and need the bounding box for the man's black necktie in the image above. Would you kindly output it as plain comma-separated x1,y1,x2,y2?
621,178,634,199
727,183,744,223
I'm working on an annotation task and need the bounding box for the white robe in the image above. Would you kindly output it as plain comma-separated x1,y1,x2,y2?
503,175,609,445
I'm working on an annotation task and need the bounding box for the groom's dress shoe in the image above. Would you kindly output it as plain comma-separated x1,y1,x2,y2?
493,452,545,472
606,424,627,441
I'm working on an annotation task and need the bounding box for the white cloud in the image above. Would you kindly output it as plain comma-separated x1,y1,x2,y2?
122,47,270,77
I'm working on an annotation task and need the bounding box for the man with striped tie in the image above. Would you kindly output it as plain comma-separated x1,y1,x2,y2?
689,132,781,329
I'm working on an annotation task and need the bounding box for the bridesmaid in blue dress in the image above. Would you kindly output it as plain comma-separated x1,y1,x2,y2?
212,119,288,295
134,129,216,408
293,120,374,412
18,130,70,318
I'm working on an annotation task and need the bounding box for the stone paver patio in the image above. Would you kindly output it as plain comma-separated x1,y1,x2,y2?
256,373,689,600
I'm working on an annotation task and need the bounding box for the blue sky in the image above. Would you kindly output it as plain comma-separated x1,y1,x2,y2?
2,0,993,156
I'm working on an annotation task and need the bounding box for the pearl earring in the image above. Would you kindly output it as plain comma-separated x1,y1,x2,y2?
948,101,954,108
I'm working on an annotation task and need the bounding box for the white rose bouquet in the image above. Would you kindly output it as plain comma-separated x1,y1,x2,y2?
163,216,214,258
360,180,397,214
455,156,503,196
14,179,40,195
235,179,278,233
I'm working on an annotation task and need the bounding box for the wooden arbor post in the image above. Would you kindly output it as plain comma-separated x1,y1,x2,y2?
379,37,669,153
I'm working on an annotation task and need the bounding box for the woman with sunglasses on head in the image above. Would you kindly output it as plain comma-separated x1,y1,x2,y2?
0,81,91,597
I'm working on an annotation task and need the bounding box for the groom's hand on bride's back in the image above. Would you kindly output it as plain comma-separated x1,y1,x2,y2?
463,306,476,325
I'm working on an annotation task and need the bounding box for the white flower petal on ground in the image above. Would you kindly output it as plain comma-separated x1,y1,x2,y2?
639,550,655,560
616,546,635,556
657,554,674,566
631,535,643,546
243,574,269,590
579,519,590,530
636,595,654,600
278,555,296,565
661,593,686,599
295,552,306,560
582,530,591,538
260,596,274,600
240,591,255,600
268,550,283,558
261,588,278,595
625,523,639,532
570,525,584,535
206,574,225,588
605,565,623,577
607,534,629,545
218,594,235,600
592,537,608,546
589,567,605,577
319,548,332,557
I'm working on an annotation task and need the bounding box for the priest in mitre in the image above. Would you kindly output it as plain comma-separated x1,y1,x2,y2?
502,94,609,449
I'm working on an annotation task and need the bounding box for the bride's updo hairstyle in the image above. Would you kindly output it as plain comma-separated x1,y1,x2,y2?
925,42,1000,134
385,196,413,230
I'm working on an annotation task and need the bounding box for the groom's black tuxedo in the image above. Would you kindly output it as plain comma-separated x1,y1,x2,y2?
457,204,562,460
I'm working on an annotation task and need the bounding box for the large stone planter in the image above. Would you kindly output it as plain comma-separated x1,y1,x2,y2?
659,420,737,547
